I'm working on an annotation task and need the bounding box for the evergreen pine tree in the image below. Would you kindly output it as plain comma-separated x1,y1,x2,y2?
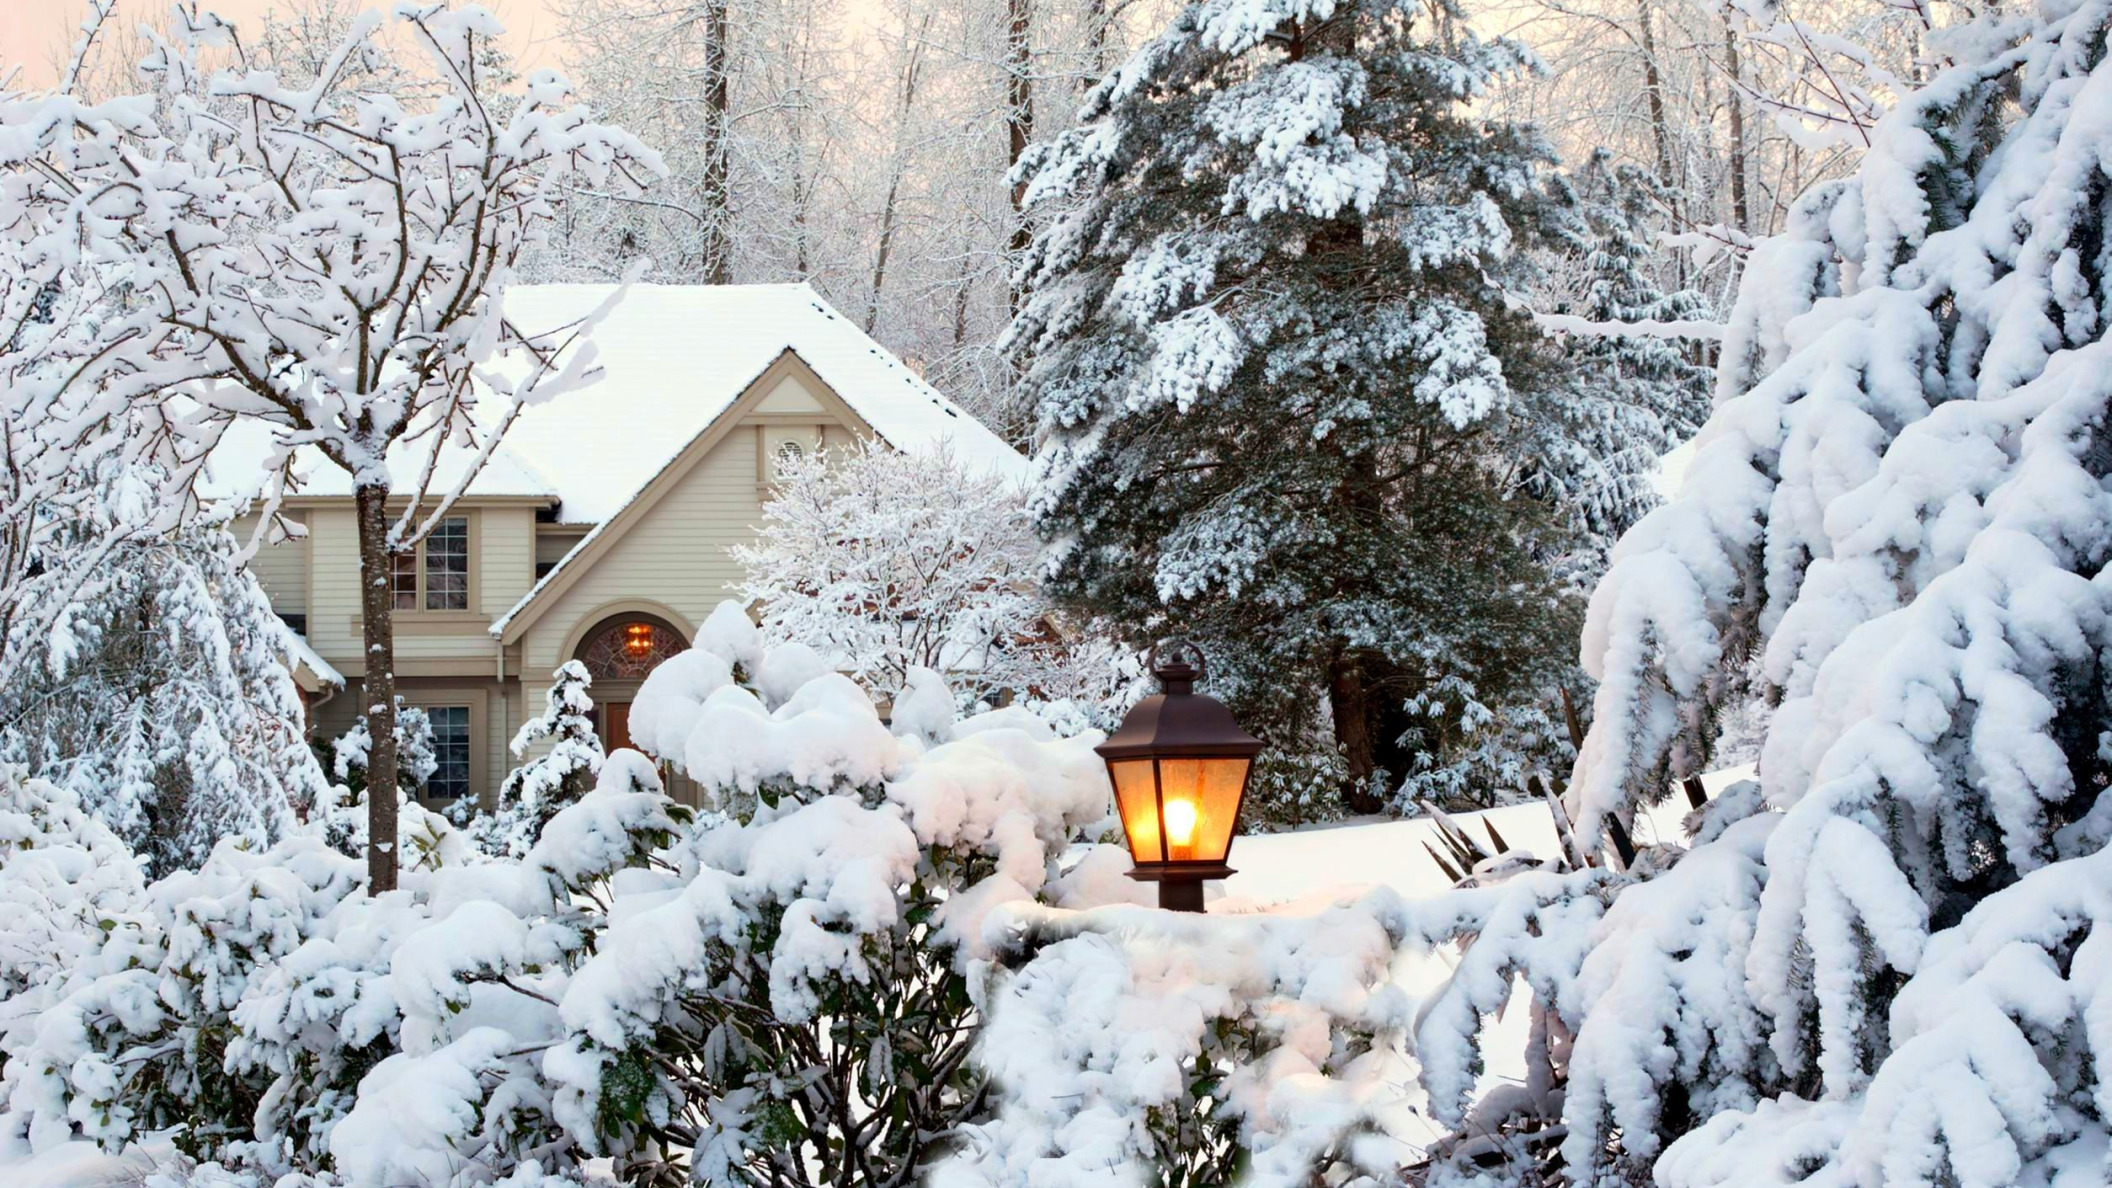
458,661,605,857
1496,4,2112,1181
1530,150,1715,577
1009,0,1588,810
0,470,325,872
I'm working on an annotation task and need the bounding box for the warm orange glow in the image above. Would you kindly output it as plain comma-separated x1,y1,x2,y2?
624,623,654,657
1163,797,1198,848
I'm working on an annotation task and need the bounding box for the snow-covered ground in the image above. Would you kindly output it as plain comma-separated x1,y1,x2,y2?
2,1134,179,1187
1226,763,1751,905
1220,764,1756,1155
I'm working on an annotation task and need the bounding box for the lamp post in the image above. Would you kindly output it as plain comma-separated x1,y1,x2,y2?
1096,639,1263,912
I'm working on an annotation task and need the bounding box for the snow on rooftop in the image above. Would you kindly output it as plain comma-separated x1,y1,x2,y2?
200,283,1026,523
201,419,560,503
494,283,1025,522
286,633,344,688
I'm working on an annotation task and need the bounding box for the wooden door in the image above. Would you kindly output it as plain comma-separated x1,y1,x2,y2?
603,701,633,754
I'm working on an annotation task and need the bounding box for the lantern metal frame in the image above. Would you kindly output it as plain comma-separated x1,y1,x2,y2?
1095,639,1264,912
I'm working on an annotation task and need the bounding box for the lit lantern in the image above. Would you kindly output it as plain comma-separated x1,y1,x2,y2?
623,622,655,659
1096,640,1263,912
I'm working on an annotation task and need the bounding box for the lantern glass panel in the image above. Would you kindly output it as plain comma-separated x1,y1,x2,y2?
1109,759,1164,862
1154,756,1249,863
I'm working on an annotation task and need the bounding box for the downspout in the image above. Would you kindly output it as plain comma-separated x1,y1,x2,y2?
493,636,509,812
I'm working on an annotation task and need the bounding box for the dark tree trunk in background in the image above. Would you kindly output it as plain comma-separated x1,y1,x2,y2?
354,482,400,892
1724,24,1750,234
1303,4,1384,814
1005,0,1036,309
1328,652,1382,814
702,0,733,284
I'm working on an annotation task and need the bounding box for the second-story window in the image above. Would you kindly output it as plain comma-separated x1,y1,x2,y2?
425,517,469,611
391,549,418,610
384,516,471,614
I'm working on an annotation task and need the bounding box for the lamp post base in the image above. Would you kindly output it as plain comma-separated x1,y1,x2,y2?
1125,864,1232,914
1156,878,1206,913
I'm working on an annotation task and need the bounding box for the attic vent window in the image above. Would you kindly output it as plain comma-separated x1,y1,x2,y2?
774,439,806,478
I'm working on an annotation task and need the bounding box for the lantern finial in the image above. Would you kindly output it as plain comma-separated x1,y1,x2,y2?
1151,637,1204,694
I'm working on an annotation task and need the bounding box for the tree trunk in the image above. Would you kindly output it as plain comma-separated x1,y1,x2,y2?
1635,0,1690,287
1637,0,1674,191
354,482,400,892
1081,0,1110,93
1004,0,1036,311
1327,652,1382,814
1301,3,1379,814
702,0,733,285
1724,24,1750,234
868,15,929,333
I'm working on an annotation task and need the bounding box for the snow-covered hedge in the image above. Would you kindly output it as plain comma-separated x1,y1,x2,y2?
0,602,1143,1187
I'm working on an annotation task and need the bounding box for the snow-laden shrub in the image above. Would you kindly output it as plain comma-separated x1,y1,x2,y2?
933,893,1420,1188
0,829,364,1158
327,700,438,799
0,768,148,1065
558,599,1140,1186
0,754,680,1182
1,602,1145,1187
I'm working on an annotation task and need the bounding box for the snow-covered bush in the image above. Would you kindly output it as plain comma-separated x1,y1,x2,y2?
0,485,324,872
328,701,438,798
935,893,1419,1188
557,599,1138,1186
0,828,364,1159
455,662,606,858
0,754,681,1182
0,768,147,1069
1,599,1142,1186
732,435,1117,710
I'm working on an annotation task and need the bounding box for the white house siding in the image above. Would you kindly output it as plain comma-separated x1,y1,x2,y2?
520,423,765,674
309,505,362,662
234,510,309,619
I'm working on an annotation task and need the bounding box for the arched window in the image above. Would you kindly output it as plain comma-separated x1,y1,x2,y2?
774,438,806,478
577,614,685,681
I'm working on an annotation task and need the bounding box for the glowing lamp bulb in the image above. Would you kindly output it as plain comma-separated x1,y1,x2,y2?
1162,797,1198,848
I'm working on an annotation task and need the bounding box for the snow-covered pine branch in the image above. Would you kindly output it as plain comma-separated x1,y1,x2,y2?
1544,0,2112,1180
0,2,662,888
0,470,325,872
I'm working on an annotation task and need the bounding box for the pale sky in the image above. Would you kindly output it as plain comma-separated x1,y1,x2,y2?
2,0,571,88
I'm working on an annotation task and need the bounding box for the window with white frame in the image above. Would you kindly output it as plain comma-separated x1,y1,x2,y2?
426,706,472,801
387,516,471,612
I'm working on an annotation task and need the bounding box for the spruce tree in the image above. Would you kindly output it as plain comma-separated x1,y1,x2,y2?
0,471,326,872
458,661,605,857
1530,150,1714,577
1009,0,1585,810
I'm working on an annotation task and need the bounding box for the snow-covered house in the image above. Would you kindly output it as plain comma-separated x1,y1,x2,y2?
225,284,1025,807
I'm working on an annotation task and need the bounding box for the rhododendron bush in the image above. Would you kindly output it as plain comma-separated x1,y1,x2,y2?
0,602,1149,1187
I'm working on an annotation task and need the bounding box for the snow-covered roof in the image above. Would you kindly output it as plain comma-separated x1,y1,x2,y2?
202,283,1026,523
285,633,344,689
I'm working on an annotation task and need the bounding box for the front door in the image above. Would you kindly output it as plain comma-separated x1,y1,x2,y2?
603,701,633,754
